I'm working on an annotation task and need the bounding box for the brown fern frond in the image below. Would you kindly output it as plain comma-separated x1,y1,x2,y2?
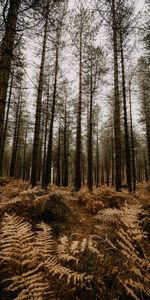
35,223,93,286
4,270,50,300
0,214,51,300
57,235,79,264
94,207,123,225
35,222,54,258
0,214,35,267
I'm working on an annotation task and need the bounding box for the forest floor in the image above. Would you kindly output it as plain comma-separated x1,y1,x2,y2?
0,177,150,300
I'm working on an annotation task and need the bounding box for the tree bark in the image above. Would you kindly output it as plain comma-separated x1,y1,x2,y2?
120,31,132,191
142,84,150,180
42,90,49,179
23,129,27,181
96,120,99,188
129,80,136,191
10,95,21,177
75,29,82,190
111,0,122,191
88,56,93,191
0,0,21,147
43,32,59,188
31,8,48,187
0,74,14,175
56,126,61,186
63,99,68,186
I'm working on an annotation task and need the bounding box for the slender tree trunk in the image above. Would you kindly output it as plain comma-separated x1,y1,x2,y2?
111,136,115,186
75,30,82,190
129,81,136,191
101,160,104,185
0,0,21,146
31,7,48,187
42,91,49,178
37,122,44,181
63,99,68,186
56,126,61,186
10,96,21,177
142,84,150,180
105,154,110,186
96,120,99,188
120,31,132,191
112,0,122,191
82,157,85,186
88,61,93,190
144,151,148,182
0,74,14,175
23,129,27,181
43,33,59,188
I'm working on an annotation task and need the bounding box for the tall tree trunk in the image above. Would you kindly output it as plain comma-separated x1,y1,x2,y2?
142,84,150,180
105,154,110,186
31,6,48,187
23,129,27,181
111,136,115,186
56,126,61,186
0,0,21,147
37,123,43,181
10,96,21,177
120,31,132,191
42,90,49,178
0,74,14,175
75,30,82,190
88,59,93,191
129,80,136,191
43,33,59,188
96,120,99,188
63,99,68,186
101,160,104,186
144,151,148,182
112,0,122,191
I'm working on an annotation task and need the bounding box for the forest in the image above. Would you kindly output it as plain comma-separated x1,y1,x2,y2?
0,0,150,299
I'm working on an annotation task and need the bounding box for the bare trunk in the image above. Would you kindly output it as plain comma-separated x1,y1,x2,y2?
120,31,132,191
0,0,21,146
96,121,99,188
75,30,82,190
0,74,14,175
56,126,61,186
63,99,68,186
142,85,150,180
111,136,115,186
31,10,48,187
105,154,110,186
23,129,27,181
42,91,49,178
112,0,122,191
43,35,59,188
10,96,21,177
101,160,104,185
88,57,93,191
129,81,136,191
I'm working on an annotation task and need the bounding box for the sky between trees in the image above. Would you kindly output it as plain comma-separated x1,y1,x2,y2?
0,0,149,190
24,0,146,128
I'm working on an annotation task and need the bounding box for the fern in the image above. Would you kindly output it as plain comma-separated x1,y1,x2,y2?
35,224,93,286
94,203,150,300
0,214,50,300
0,182,149,300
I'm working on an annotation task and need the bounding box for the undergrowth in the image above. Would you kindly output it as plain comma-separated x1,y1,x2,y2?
0,178,150,300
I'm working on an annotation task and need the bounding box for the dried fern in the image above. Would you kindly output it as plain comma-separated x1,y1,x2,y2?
35,223,93,286
94,203,150,300
0,214,50,300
